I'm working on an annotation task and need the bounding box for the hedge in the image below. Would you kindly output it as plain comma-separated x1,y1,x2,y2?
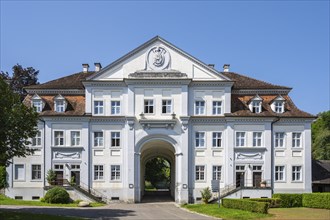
44,186,71,204
302,193,330,209
272,194,302,208
249,198,281,208
222,198,269,214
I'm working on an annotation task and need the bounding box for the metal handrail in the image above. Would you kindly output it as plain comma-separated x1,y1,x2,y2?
74,181,108,203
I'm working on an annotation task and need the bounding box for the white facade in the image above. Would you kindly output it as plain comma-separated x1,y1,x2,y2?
6,37,313,203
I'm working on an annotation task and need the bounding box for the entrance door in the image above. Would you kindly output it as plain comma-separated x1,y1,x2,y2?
55,171,63,185
236,172,245,188
71,171,80,186
253,172,262,187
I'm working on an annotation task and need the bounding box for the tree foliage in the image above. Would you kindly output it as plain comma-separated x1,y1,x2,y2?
0,64,39,100
312,111,330,160
0,77,39,166
145,157,170,188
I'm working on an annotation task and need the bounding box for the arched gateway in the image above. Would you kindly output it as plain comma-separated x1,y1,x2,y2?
134,134,187,203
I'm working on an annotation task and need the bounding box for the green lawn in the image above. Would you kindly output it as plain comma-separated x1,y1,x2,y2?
0,210,85,220
182,204,330,220
0,194,104,207
182,204,271,220
266,207,330,220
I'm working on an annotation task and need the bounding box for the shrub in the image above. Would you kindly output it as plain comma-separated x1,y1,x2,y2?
46,169,56,185
302,193,330,209
222,198,269,214
0,166,8,189
200,187,212,204
272,193,302,208
44,187,70,204
249,198,281,208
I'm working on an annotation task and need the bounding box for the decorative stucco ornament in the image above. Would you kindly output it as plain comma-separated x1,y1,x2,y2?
146,46,171,70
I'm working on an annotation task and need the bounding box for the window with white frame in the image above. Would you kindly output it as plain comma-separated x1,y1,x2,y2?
111,132,120,147
94,132,103,147
253,165,262,171
236,132,246,147
275,132,285,148
111,101,121,115
195,132,205,148
54,131,64,146
32,131,42,146
274,101,284,113
251,101,262,113
292,166,302,181
162,100,172,114
94,165,104,180
94,101,104,115
195,101,205,115
31,165,41,180
32,100,43,112
14,164,25,181
275,166,285,181
212,101,222,115
144,100,154,114
236,165,245,171
212,132,222,147
111,165,121,180
292,133,301,148
212,166,222,180
55,100,65,112
71,131,80,146
195,165,205,181
253,132,262,147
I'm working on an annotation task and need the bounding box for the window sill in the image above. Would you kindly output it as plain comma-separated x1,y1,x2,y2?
93,180,105,182
52,146,84,149
212,148,223,151
14,180,26,182
31,180,42,182
291,181,303,183
291,148,303,151
195,148,206,151
110,180,122,183
275,181,287,183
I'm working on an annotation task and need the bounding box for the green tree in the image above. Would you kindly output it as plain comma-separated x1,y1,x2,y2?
0,64,39,100
145,157,170,188
0,77,39,166
312,111,330,160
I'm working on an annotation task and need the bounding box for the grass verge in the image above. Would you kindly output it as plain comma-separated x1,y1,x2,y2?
0,210,85,220
182,204,271,220
0,194,104,207
266,207,330,219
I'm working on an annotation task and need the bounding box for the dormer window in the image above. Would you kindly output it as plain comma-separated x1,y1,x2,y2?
271,95,285,114
274,101,284,113
31,94,44,113
54,94,67,113
249,95,262,113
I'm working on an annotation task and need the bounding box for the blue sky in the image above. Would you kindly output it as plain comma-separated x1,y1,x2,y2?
1,1,329,115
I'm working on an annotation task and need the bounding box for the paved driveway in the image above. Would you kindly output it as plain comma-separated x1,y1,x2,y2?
0,203,217,219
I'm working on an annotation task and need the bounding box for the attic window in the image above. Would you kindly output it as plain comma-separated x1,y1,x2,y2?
54,94,67,113
32,100,43,113
274,101,284,113
249,95,262,113
271,95,285,114
31,94,44,113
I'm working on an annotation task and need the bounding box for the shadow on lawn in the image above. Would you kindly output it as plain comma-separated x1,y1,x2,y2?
0,207,136,220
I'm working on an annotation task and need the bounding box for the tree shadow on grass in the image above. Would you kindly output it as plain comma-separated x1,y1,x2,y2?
0,207,136,220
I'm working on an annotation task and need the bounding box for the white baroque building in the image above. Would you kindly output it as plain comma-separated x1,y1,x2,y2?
5,36,314,204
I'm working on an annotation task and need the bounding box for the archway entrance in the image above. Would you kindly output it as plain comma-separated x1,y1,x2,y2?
139,138,176,202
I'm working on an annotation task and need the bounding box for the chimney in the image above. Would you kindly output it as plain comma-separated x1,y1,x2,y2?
82,64,89,73
94,63,102,72
208,64,215,68
223,64,230,72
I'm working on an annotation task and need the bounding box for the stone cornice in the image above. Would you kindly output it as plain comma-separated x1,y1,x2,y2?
82,81,126,87
124,79,191,85
232,89,291,95
189,81,234,87
26,89,85,95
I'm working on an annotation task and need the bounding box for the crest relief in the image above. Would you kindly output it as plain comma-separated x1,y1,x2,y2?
146,46,171,70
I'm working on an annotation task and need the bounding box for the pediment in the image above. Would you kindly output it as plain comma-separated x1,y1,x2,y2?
87,36,230,81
